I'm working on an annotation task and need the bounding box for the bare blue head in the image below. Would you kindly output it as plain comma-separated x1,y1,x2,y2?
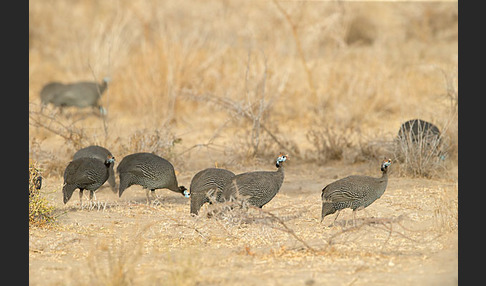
276,154,288,168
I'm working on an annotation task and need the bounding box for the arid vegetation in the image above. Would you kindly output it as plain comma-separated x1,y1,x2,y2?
29,0,457,285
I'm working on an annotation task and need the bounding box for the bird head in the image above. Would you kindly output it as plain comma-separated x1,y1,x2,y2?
105,156,115,167
179,186,190,198
276,153,289,168
381,158,392,172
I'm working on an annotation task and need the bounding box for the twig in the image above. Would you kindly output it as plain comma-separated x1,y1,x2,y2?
249,206,317,253
29,105,87,147
180,90,290,153
88,63,109,141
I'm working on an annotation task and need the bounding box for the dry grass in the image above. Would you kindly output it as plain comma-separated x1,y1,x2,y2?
29,159,55,227
29,176,458,285
29,1,457,285
29,1,457,153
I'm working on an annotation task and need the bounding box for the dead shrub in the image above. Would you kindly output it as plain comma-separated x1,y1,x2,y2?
29,103,88,150
306,127,353,164
117,128,182,164
393,123,447,178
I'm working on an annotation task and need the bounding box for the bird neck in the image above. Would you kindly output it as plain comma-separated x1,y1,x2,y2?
276,164,285,179
378,171,388,184
98,80,108,94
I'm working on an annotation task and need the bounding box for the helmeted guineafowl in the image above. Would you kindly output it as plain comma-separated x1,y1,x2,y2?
63,155,115,206
40,77,110,114
40,82,65,108
189,168,235,215
117,152,189,203
396,119,445,160
397,119,441,144
321,158,392,226
221,154,288,208
73,145,117,193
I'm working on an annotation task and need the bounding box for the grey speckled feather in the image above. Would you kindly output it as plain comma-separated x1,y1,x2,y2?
117,152,187,200
189,168,235,215
397,119,440,143
73,145,116,193
321,159,391,223
40,78,109,113
63,156,114,204
221,154,288,208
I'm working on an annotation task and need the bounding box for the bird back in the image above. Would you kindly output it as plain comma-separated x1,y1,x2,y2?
117,152,179,192
222,168,284,208
398,119,441,143
189,168,235,214
73,145,116,192
322,174,388,210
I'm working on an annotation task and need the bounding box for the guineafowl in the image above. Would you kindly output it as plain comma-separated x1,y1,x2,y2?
397,119,441,144
40,77,110,114
63,155,115,206
117,152,189,203
396,119,445,160
321,158,392,226
73,145,116,193
189,168,235,215
221,154,288,208
40,82,65,109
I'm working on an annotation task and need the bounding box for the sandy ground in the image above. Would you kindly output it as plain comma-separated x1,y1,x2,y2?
29,160,458,286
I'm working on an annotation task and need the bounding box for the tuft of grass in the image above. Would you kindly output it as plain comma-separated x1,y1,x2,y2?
29,159,55,227
393,123,448,178
81,235,142,286
433,185,458,233
306,127,353,164
119,128,181,160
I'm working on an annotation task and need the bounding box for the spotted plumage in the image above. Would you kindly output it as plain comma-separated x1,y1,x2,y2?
117,152,188,203
73,145,116,193
40,78,110,114
221,154,288,208
189,168,235,215
63,156,115,206
321,158,392,225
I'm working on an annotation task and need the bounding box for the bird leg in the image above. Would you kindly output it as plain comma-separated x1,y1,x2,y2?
145,189,157,204
89,190,95,210
145,189,151,204
151,190,156,204
330,210,341,227
353,206,365,226
79,189,84,209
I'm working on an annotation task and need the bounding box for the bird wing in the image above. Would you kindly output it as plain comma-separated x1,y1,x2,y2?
322,176,368,203
323,188,363,203
79,172,99,185
64,170,98,186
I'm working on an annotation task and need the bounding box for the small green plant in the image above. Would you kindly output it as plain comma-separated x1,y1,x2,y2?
29,159,55,227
